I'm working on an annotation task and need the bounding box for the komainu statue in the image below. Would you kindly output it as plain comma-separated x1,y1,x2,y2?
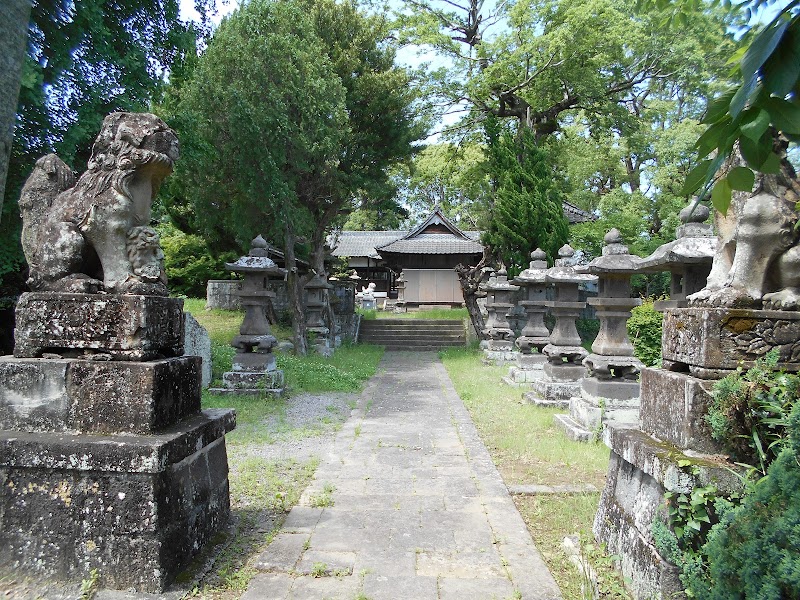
19,112,179,295
689,137,800,309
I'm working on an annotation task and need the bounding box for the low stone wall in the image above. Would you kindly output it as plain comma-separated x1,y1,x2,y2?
206,280,241,310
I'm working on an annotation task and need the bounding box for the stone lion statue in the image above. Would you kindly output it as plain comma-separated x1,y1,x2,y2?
689,137,800,310
19,112,179,295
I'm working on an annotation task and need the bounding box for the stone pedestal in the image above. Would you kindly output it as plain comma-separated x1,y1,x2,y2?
481,268,519,363
0,410,235,592
523,245,595,407
14,292,184,360
505,249,550,387
593,305,760,599
0,293,236,592
662,307,800,376
555,231,643,441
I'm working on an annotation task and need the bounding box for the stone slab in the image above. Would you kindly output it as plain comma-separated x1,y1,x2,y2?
0,408,235,473
0,409,236,593
580,376,640,403
662,307,800,374
553,413,593,442
254,533,308,572
183,312,211,387
525,379,580,406
594,451,684,600
542,362,586,382
0,356,201,434
639,367,721,453
14,293,184,360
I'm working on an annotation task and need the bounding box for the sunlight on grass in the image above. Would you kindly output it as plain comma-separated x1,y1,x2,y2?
439,347,609,488
439,346,622,597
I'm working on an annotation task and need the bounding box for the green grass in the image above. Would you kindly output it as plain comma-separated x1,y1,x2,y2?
278,344,384,393
359,307,468,320
177,298,382,597
438,346,627,598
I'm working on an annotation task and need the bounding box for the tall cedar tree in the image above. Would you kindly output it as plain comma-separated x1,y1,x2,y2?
483,124,568,276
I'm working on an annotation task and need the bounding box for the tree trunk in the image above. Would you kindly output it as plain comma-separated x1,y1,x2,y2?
455,249,490,339
284,221,308,355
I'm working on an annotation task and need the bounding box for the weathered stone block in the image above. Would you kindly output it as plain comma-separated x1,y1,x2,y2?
0,356,201,434
184,312,212,387
639,368,721,453
662,307,800,375
0,409,235,593
14,293,184,360
593,452,684,600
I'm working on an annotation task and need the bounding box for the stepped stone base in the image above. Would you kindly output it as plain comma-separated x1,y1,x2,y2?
0,356,201,434
504,354,546,385
0,409,235,592
555,378,641,442
14,293,184,360
210,369,285,397
483,349,518,364
594,424,743,600
639,368,721,454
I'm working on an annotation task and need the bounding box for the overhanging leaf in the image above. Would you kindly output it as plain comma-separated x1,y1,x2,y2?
740,131,773,170
681,159,714,195
762,96,800,134
728,166,755,191
702,88,737,124
740,108,770,141
711,176,733,215
740,19,790,85
762,21,800,97
696,117,732,158
761,152,782,174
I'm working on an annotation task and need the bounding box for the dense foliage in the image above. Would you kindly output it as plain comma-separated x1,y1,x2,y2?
707,351,800,474
483,122,568,276
654,355,800,598
626,300,664,367
157,222,236,298
700,403,800,599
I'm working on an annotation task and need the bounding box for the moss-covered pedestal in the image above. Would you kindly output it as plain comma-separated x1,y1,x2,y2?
0,294,235,592
592,307,794,598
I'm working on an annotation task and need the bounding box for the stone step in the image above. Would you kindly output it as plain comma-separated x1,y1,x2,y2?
358,319,467,350
365,340,466,348
359,333,466,341
361,327,464,334
361,319,465,326
553,413,593,442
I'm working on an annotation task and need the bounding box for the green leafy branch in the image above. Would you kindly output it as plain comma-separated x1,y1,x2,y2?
638,0,800,214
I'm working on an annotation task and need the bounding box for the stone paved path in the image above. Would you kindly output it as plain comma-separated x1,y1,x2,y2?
242,352,562,600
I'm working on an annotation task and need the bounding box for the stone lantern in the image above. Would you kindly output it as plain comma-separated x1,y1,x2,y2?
210,235,287,396
524,245,596,406
636,198,716,311
555,230,643,440
481,267,519,362
305,272,334,355
505,249,550,384
394,271,407,312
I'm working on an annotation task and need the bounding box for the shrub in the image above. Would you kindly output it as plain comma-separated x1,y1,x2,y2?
157,221,237,297
707,351,800,473
626,299,663,367
696,402,800,600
